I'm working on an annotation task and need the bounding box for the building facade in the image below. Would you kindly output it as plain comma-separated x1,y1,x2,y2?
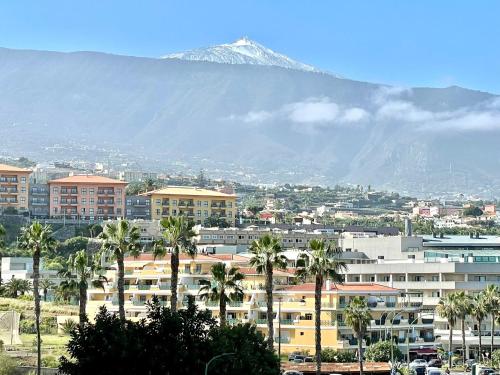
0,163,31,213
48,175,127,220
125,195,151,220
29,183,50,218
142,186,237,225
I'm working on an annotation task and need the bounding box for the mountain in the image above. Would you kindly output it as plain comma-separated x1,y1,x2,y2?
162,37,324,74
0,44,499,196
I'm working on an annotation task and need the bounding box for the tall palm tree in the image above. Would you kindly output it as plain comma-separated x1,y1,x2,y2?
249,234,288,350
4,278,32,297
199,262,244,326
67,250,107,325
18,221,56,375
56,279,79,303
0,223,6,284
483,285,500,357
39,278,55,302
296,239,347,375
153,216,196,312
455,291,471,366
471,294,487,361
99,220,141,322
437,293,458,368
344,297,372,375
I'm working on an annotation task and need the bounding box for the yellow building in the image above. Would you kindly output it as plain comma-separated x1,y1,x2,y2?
86,254,437,354
0,163,31,213
141,186,237,225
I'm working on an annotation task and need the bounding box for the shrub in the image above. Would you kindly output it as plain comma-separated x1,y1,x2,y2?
0,353,16,375
492,349,500,369
321,348,357,363
42,355,59,368
20,319,36,334
365,340,403,362
60,319,77,335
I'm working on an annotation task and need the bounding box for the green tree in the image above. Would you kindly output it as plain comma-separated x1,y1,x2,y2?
296,239,346,375
483,285,500,357
153,216,196,312
249,234,288,350
344,297,372,375
67,250,107,325
39,278,55,302
437,293,459,368
56,279,79,303
321,348,357,363
463,206,483,217
99,220,141,322
3,278,31,298
18,221,56,375
364,341,403,362
471,294,488,360
199,263,244,326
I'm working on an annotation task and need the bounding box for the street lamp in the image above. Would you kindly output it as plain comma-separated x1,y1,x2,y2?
204,352,235,375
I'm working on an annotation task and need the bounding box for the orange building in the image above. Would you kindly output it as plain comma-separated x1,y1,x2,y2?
48,175,127,220
0,163,31,213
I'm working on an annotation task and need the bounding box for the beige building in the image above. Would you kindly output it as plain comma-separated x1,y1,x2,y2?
142,186,237,225
0,163,31,213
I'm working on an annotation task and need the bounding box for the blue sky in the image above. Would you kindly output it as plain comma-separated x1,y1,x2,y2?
1,0,499,93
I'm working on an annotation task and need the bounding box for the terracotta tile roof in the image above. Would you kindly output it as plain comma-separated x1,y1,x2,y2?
0,163,31,173
124,253,216,262
140,186,236,198
48,175,127,184
280,282,399,293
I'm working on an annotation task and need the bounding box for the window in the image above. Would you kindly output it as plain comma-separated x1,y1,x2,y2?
204,210,208,217
172,200,177,206
90,198,94,205
116,189,122,194
20,197,26,203
197,201,201,207
212,235,218,239
156,209,160,215
300,332,304,336
202,235,211,240
127,199,132,205
431,275,439,281
21,186,26,193
414,276,423,282
382,276,390,282
431,291,440,297
89,208,94,215
228,202,232,208
21,176,26,183
203,201,208,207
116,208,122,215
117,198,122,205
474,275,486,282
228,211,232,217
146,200,150,206
81,208,86,214
197,210,201,216
82,198,86,205
305,313,312,320
127,209,132,215
53,207,58,213
82,188,87,195
184,265,190,273
53,197,59,204
156,199,161,205
89,188,94,195
52,187,59,194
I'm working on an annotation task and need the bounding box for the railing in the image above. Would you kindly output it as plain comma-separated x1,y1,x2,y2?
133,300,146,306
321,302,335,308
0,187,17,193
0,177,17,183
0,198,17,203
97,189,114,195
158,284,171,290
227,319,241,325
205,301,218,307
138,285,151,290
255,319,267,324
229,301,243,307
280,319,294,325
60,189,78,195
274,337,290,344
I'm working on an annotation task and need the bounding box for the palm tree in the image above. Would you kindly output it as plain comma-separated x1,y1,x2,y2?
199,262,244,326
56,279,79,303
471,294,487,361
249,234,288,350
483,285,500,357
344,297,372,375
437,293,458,369
39,278,55,302
67,250,107,325
152,216,196,312
99,220,141,322
0,223,6,284
455,291,471,366
4,278,32,297
18,221,56,375
296,239,346,375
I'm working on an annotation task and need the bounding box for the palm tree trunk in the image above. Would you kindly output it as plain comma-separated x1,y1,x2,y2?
117,253,125,322
220,293,227,327
170,251,179,312
448,323,453,368
33,248,41,375
79,281,87,326
462,318,466,365
358,330,364,375
491,315,495,358
478,319,482,361
315,275,322,375
266,265,274,350
43,289,47,302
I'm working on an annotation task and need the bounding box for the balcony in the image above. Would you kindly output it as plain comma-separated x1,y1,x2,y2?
0,187,18,193
178,201,194,207
97,199,115,205
31,189,48,195
274,337,290,344
211,202,226,208
97,189,115,195
60,188,78,195
31,199,48,205
0,198,17,203
227,319,242,325
137,285,151,290
0,177,18,183
60,199,78,205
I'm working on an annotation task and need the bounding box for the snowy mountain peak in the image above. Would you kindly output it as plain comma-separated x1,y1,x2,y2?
162,37,327,74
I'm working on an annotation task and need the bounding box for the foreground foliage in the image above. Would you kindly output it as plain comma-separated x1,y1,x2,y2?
59,297,279,375
364,340,403,362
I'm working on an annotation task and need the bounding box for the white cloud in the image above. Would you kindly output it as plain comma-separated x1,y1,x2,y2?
285,99,339,123
376,100,435,122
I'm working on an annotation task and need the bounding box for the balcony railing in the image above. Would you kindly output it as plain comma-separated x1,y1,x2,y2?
274,337,290,344
0,187,18,193
0,177,18,183
138,285,151,290
60,189,78,195
0,198,17,203
97,189,115,195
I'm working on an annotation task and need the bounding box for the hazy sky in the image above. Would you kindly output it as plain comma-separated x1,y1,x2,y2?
1,0,499,93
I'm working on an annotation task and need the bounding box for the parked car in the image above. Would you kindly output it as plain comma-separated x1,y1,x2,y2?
410,359,428,369
426,367,442,375
478,368,496,375
283,371,304,375
427,359,442,368
304,356,314,362
288,352,302,361
465,359,476,371
293,355,306,363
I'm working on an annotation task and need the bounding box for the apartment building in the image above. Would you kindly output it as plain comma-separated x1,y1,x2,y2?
141,186,237,225
29,183,50,218
48,175,127,220
0,163,31,213
86,253,437,355
125,195,151,220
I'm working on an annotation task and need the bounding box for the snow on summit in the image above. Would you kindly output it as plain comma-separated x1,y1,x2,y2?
162,37,323,74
